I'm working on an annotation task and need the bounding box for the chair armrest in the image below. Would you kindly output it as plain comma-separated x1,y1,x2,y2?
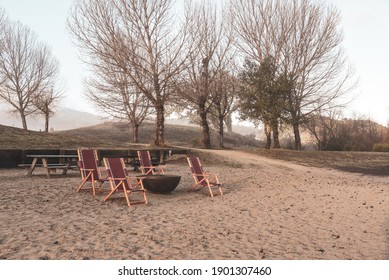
108,177,127,181
80,168,95,172
193,172,217,178
141,165,160,169
204,173,220,183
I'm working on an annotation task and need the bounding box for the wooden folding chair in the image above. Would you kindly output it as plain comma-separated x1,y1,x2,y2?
77,149,108,196
187,156,223,197
103,157,148,207
137,150,165,175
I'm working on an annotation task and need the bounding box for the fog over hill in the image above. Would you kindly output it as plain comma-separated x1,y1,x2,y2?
0,105,104,131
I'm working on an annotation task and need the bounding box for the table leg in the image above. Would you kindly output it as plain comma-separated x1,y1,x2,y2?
27,157,38,176
41,158,51,178
62,163,68,175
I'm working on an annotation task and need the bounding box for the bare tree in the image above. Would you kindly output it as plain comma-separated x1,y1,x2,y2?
210,70,239,148
304,108,341,150
116,0,191,146
33,86,64,132
68,0,150,143
84,69,153,143
175,0,233,148
305,110,384,151
230,0,357,150
0,20,60,130
68,0,190,146
68,0,151,142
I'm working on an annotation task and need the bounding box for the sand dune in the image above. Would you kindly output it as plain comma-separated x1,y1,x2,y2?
0,150,388,260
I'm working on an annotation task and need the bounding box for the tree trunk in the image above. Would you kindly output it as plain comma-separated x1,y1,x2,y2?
264,122,271,149
312,134,321,150
219,115,224,148
293,122,302,150
199,100,211,148
45,113,49,132
317,140,322,151
226,112,233,136
155,101,165,146
20,111,28,130
132,123,139,143
272,122,281,149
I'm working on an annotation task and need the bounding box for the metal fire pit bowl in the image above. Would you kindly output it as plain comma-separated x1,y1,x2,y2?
138,174,181,194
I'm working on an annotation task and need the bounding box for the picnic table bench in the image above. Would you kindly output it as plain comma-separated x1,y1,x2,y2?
20,154,79,178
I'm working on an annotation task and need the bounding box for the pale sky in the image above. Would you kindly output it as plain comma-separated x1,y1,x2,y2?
0,0,388,125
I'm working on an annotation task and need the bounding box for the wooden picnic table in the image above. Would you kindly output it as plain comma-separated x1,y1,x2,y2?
24,154,79,178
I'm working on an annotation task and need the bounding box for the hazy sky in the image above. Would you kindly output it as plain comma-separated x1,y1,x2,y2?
0,0,388,125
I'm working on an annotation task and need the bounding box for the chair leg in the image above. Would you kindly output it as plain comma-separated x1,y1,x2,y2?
188,183,205,193
96,181,105,190
76,173,92,192
76,179,87,192
91,177,96,196
137,180,148,204
104,183,121,202
156,168,164,175
143,191,148,204
123,190,131,207
208,184,214,197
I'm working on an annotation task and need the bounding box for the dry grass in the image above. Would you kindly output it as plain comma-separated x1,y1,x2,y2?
0,121,260,149
246,148,389,176
56,121,260,148
0,124,105,149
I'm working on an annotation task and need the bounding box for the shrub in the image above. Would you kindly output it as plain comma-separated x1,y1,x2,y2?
189,137,203,148
372,143,389,152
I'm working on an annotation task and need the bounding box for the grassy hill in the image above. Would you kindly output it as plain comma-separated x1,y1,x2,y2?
0,121,260,149
0,124,109,149
54,121,261,148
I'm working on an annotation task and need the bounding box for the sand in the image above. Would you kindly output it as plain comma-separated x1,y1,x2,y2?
0,149,388,260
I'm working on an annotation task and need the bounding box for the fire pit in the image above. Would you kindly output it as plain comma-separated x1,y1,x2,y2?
138,174,181,194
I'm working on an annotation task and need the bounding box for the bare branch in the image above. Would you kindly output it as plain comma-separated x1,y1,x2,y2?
0,18,60,130
174,0,233,148
68,0,191,145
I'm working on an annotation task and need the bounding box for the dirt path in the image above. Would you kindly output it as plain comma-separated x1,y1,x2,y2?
201,150,389,184
201,149,317,171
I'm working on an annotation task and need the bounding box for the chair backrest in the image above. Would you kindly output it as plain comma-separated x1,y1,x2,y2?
78,149,101,181
104,157,130,191
137,150,153,174
187,156,206,186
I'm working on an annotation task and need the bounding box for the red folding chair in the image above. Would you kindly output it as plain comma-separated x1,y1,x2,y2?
137,150,164,175
187,156,223,197
103,157,148,207
77,149,108,196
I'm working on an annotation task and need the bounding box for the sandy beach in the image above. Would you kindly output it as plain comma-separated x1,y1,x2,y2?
0,149,388,260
